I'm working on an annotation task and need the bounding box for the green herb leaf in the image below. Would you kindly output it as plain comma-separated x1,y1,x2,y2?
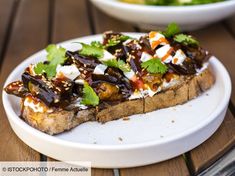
141,58,168,74
103,59,130,72
81,82,99,106
106,35,131,48
34,44,67,78
79,43,104,58
174,34,199,46
91,41,104,49
163,22,180,38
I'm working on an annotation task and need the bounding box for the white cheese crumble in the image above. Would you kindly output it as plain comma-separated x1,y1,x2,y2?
93,64,107,75
56,64,80,80
24,97,45,113
124,69,135,80
72,98,88,110
75,79,85,85
155,44,172,59
99,50,116,61
140,52,153,62
172,49,187,65
149,32,167,47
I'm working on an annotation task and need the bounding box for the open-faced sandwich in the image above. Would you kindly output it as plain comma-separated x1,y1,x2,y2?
4,24,215,135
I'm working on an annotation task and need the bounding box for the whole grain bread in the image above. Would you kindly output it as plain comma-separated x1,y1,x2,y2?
21,67,215,135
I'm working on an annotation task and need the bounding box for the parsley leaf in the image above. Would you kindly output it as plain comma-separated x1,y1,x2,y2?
81,82,99,106
103,59,130,72
79,43,104,58
106,35,131,48
163,22,180,38
34,44,67,78
174,34,199,46
141,58,168,74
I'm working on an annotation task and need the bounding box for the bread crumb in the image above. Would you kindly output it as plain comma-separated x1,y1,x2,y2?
118,137,123,141
188,104,192,107
123,117,130,121
172,108,177,111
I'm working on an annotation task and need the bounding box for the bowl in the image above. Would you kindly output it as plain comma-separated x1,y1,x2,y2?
2,33,232,168
90,0,235,31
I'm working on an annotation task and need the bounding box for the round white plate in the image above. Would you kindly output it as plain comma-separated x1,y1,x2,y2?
2,33,231,168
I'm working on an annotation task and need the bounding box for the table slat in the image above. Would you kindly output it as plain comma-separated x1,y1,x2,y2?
91,5,135,33
191,24,235,105
120,156,189,176
0,0,15,64
47,1,114,175
52,0,91,43
188,110,235,174
0,0,49,161
226,15,235,34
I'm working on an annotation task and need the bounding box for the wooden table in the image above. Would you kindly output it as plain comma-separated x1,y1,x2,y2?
0,0,235,175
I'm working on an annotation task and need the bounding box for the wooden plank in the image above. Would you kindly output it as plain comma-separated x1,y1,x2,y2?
91,4,135,33
52,0,91,43
0,0,15,64
47,1,113,175
120,156,189,176
0,0,49,161
188,110,235,174
191,23,235,105
225,15,235,34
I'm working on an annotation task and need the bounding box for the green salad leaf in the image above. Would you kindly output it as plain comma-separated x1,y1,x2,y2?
103,59,131,72
79,43,104,58
81,82,99,106
163,22,180,38
34,44,67,78
141,58,168,74
174,34,199,46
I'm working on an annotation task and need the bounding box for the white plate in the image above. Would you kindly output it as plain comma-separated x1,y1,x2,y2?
2,33,231,168
90,0,235,31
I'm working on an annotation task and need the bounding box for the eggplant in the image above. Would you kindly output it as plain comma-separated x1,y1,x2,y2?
22,72,74,107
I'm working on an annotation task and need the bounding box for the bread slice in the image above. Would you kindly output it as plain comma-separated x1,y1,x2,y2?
21,67,214,135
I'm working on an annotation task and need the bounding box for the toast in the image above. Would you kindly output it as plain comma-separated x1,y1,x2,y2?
5,28,215,135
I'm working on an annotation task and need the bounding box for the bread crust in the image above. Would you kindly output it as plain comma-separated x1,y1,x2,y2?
21,67,215,135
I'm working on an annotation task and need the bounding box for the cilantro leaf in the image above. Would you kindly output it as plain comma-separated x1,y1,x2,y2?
91,41,104,49
46,44,67,65
141,58,168,74
103,59,130,72
174,34,199,46
34,62,57,78
34,44,67,78
81,82,99,106
106,35,131,48
79,43,104,58
163,23,180,38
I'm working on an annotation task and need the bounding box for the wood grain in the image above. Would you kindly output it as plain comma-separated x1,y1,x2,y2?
91,4,135,33
188,110,235,174
0,0,49,161
120,156,189,176
52,0,91,43
191,24,235,105
0,0,15,64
